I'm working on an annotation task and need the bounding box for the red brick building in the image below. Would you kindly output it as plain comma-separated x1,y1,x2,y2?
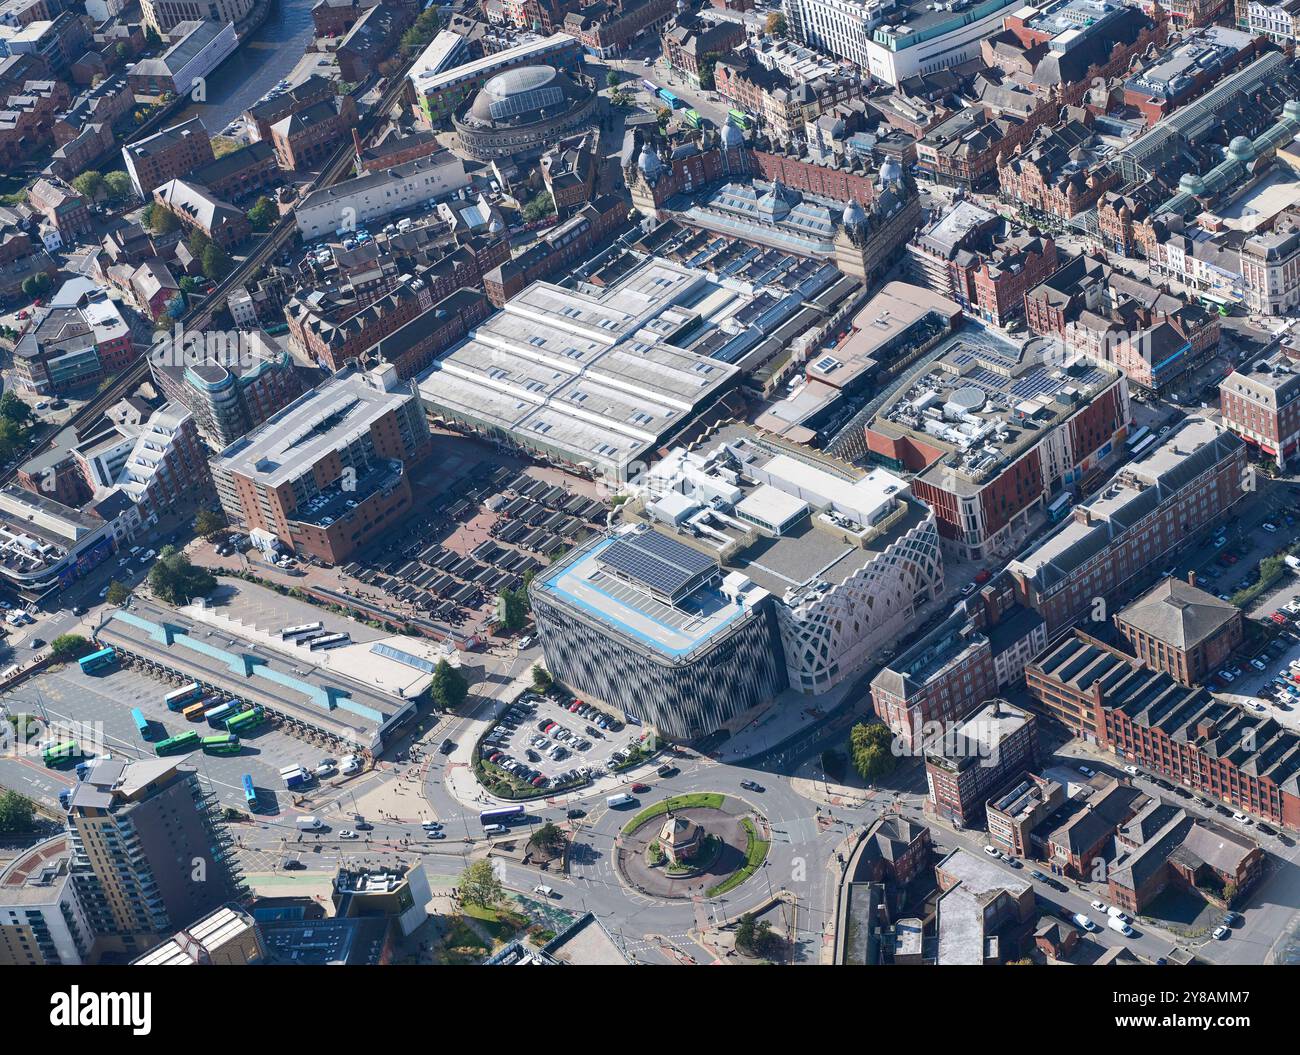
924,700,1039,829
969,231,1058,327
1219,349,1300,467
1114,576,1243,687
270,98,356,172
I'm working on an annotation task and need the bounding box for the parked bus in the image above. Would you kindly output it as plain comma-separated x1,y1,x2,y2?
1129,434,1157,459
727,107,750,130
281,622,324,641
130,707,156,741
642,79,659,95
683,108,702,128
155,731,200,756
42,740,78,767
204,701,238,727
225,707,264,735
242,774,258,809
201,733,241,755
308,633,349,651
164,683,203,711
658,87,679,108
1125,425,1150,451
78,647,117,675
479,805,525,826
1047,493,1073,524
182,702,208,722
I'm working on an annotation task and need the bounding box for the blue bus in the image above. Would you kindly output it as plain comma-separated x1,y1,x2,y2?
659,88,679,108
205,701,238,727
130,707,156,741
164,682,203,711
242,774,258,810
78,647,117,675
1047,493,1073,523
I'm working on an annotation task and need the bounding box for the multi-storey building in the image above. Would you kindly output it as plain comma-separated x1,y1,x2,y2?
244,74,336,142
27,175,91,242
1008,418,1247,636
126,18,238,96
925,699,1039,829
1113,576,1243,688
150,327,305,447
661,13,746,89
1235,0,1300,45
530,525,789,740
1219,348,1300,469
12,286,134,395
866,334,1129,561
210,364,431,563
153,178,251,250
139,0,253,34
0,836,92,966
1026,631,1300,829
985,773,1063,857
270,97,355,171
122,117,214,199
562,0,675,58
782,0,1024,86
66,756,247,960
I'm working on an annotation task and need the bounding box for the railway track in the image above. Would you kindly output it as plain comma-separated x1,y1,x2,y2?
4,71,415,484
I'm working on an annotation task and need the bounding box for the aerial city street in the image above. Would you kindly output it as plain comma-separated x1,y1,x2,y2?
2,0,1300,1001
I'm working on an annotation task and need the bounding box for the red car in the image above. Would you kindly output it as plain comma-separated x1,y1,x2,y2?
631,783,650,793
1273,613,1290,626
569,701,582,712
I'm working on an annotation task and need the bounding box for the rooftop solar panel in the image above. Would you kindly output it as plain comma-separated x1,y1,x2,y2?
598,530,717,599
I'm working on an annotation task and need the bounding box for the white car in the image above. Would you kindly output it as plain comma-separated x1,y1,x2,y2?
1124,764,1138,775
1090,900,1106,912
1263,522,1279,533
983,845,999,857
1213,925,1230,940
1219,669,1235,682
1232,812,1253,825
518,635,533,648
338,830,358,840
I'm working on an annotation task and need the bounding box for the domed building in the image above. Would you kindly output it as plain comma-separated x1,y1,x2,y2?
452,65,597,162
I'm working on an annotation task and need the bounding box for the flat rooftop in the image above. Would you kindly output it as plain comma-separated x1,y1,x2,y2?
410,31,572,93
417,256,741,479
212,365,412,489
534,526,769,659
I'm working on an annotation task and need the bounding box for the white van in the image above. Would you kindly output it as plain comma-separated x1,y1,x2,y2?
295,815,324,831
533,884,554,898
483,823,508,835
1107,916,1135,937
606,793,635,808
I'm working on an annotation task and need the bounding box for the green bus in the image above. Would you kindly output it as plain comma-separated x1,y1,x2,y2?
727,107,750,130
200,733,241,756
684,108,701,128
43,740,78,767
155,730,200,756
225,707,264,736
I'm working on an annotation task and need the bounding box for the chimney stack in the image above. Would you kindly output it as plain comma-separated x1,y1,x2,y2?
1188,570,1197,589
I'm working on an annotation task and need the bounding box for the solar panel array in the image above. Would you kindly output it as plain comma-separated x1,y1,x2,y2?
488,85,563,120
598,530,716,600
370,643,438,674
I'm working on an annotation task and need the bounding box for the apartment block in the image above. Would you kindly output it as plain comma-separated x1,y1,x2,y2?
924,699,1039,829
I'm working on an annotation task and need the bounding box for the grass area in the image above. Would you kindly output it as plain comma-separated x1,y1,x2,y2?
706,818,770,898
463,902,529,944
621,792,725,835
433,917,490,965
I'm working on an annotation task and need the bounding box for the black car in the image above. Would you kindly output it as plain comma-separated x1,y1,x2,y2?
740,779,764,792
566,807,586,819
282,859,306,871
1258,823,1278,836
440,739,455,754
1279,833,1295,847
657,764,678,778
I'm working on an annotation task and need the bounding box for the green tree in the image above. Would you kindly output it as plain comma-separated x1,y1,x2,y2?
49,634,91,660
0,391,34,429
656,106,672,129
187,228,212,259
194,507,226,538
459,859,504,908
429,659,468,710
849,722,897,783
144,26,162,48
147,546,216,605
105,581,130,606
606,70,620,89
531,821,566,854
698,59,716,92
734,913,777,957
0,790,35,835
146,203,179,235
531,664,551,693
201,243,233,281
247,195,276,230
497,586,528,631
104,171,133,200
764,10,788,36
21,272,52,298
72,171,105,201
521,192,555,223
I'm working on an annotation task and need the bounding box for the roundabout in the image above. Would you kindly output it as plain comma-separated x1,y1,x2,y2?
614,793,770,900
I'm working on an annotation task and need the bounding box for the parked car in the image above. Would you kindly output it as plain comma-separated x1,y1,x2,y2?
740,779,764,792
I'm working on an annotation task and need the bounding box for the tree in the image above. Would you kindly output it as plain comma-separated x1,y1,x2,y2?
429,659,467,710
49,634,92,660
248,195,276,230
459,860,504,908
187,228,212,259
194,507,226,538
497,586,528,631
104,171,133,201
656,106,672,129
105,581,130,606
0,790,35,835
698,59,716,92
146,203,179,235
400,7,442,54
0,392,34,430
201,243,233,282
144,26,162,48
734,913,777,957
72,171,105,201
521,192,555,223
531,664,552,693
147,546,216,605
116,42,128,61
21,272,51,298
765,10,788,36
849,722,897,783
606,70,621,89
531,821,566,855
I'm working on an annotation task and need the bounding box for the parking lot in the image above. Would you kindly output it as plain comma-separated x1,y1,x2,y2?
480,689,645,790
0,663,336,817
